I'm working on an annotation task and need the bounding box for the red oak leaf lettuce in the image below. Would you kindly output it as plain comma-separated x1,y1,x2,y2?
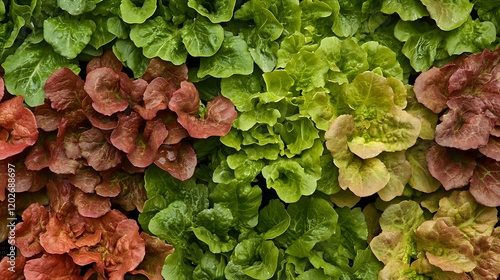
169,81,238,138
84,67,129,116
24,254,82,280
141,57,188,88
15,203,49,257
110,112,168,168
0,255,26,280
69,210,146,280
0,96,39,160
133,77,175,120
44,67,86,111
86,50,123,74
154,141,197,181
415,48,500,206
78,127,123,171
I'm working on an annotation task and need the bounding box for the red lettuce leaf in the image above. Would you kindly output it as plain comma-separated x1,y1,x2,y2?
169,81,237,138
125,78,149,106
34,100,63,132
14,163,47,192
78,127,123,171
86,50,123,74
47,139,81,174
435,97,494,150
24,133,51,171
0,96,39,160
470,157,500,207
69,167,102,193
110,112,142,153
133,77,175,120
44,67,86,111
24,254,82,280
426,144,477,190
154,141,197,181
111,112,168,168
97,170,147,212
69,210,146,280
447,48,500,100
81,96,118,130
478,136,500,161
414,57,465,113
130,232,174,280
84,67,129,116
74,189,111,218
158,110,188,144
0,255,26,280
141,58,188,88
15,203,49,257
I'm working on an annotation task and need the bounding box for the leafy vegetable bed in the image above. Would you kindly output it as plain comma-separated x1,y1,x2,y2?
0,0,499,279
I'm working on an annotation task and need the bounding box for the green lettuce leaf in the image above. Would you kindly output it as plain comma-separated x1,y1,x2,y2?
370,201,425,265
43,15,95,59
58,0,101,15
112,39,150,78
225,234,280,280
140,165,209,230
149,201,194,250
394,20,444,72
120,0,157,24
193,252,227,280
209,182,262,231
256,199,291,240
380,0,428,21
285,49,329,91
198,32,254,78
420,0,473,31
188,0,236,23
162,249,195,279
2,40,80,107
180,16,224,57
275,196,338,258
130,16,187,65
192,203,237,253
444,17,496,56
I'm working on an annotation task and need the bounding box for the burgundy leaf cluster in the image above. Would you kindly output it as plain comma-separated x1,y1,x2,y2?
414,47,500,207
7,177,173,279
36,51,236,180
0,78,38,162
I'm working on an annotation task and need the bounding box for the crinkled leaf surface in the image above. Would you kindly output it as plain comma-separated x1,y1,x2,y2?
0,96,39,160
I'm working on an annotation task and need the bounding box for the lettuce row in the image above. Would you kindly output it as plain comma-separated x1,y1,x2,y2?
139,165,382,279
370,190,500,279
